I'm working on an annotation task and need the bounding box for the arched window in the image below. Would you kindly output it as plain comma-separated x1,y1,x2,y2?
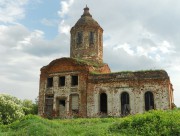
100,93,107,114
145,91,154,111
121,92,130,116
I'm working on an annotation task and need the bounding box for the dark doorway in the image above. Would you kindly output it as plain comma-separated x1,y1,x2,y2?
59,100,66,117
45,95,54,117
100,93,107,114
121,92,130,116
145,91,154,111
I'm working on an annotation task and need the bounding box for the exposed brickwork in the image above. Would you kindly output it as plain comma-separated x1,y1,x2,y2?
38,6,174,118
70,6,103,63
38,57,110,117
86,70,173,117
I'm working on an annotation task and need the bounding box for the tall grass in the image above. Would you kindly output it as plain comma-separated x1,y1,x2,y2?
0,109,180,136
109,109,180,136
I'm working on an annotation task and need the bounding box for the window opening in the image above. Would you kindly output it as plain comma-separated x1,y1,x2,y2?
59,76,65,87
59,100,65,107
121,92,130,116
145,91,154,111
89,32,94,44
76,32,83,44
71,95,79,113
71,75,78,86
47,77,53,88
100,93,107,114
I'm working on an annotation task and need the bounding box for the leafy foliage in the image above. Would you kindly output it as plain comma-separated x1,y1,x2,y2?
22,99,38,115
109,109,180,136
0,94,38,125
0,94,24,125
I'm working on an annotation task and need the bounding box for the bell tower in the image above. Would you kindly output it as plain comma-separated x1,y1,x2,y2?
70,6,103,63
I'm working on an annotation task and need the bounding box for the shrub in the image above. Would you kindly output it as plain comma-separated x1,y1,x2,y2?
22,99,38,115
0,94,24,124
109,110,180,136
0,94,38,125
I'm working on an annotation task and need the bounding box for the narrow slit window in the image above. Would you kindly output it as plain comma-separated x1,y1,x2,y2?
89,32,94,44
47,77,53,88
71,75,78,86
59,76,65,87
76,32,83,44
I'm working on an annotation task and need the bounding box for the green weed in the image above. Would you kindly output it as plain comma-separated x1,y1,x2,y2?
0,109,180,136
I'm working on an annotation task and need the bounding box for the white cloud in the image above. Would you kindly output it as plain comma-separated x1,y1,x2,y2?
159,41,175,54
0,24,29,47
58,0,74,18
0,0,29,23
57,0,74,35
113,43,135,56
15,30,44,50
0,24,69,57
0,23,69,101
59,20,70,35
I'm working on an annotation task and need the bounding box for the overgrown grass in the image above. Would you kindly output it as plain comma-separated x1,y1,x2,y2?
109,109,180,136
0,109,180,136
0,115,115,136
74,58,105,68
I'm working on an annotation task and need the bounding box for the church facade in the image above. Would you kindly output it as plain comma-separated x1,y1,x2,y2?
38,6,174,118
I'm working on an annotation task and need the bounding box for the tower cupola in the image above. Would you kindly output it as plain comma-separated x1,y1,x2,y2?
70,6,103,63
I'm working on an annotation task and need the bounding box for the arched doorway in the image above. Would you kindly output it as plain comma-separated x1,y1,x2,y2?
100,93,107,114
121,92,130,116
145,91,154,111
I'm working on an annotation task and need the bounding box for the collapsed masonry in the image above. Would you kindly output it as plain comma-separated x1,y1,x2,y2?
38,6,174,118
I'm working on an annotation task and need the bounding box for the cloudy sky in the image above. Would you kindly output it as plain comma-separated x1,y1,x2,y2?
0,0,179,107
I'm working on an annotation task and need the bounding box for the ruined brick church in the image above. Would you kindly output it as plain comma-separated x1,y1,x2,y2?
38,6,174,118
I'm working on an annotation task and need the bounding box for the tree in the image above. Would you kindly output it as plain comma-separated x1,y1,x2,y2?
0,94,25,124
0,94,39,125
22,99,38,115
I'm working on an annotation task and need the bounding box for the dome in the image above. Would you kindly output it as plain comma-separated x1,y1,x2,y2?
73,6,102,29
